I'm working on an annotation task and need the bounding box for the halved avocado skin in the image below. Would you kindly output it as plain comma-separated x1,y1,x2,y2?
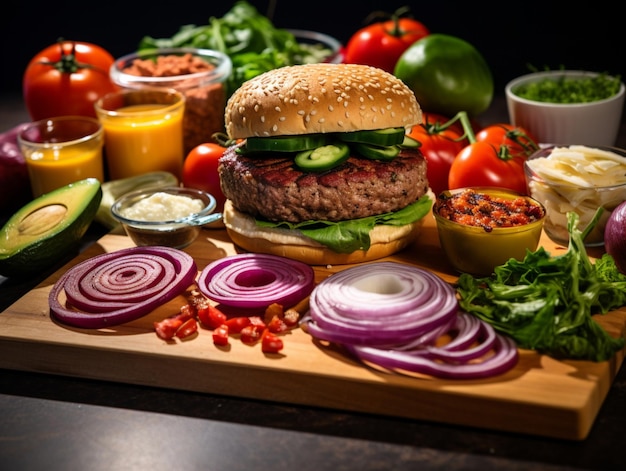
0,178,102,278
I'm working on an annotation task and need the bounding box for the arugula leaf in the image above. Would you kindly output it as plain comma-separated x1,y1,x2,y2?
256,196,432,254
456,210,626,361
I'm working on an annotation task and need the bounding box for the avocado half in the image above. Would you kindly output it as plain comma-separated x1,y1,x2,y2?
0,178,102,278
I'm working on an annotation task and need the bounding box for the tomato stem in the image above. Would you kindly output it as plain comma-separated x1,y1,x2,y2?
450,111,476,144
36,39,102,74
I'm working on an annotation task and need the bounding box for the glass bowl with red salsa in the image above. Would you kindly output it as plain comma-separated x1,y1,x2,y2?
433,187,546,276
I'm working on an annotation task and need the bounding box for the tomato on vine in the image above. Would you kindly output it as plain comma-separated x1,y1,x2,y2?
476,123,539,158
408,115,466,195
344,7,429,73
446,112,530,195
448,141,528,195
23,40,118,120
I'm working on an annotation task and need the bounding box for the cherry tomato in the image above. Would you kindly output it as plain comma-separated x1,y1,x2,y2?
448,141,528,195
408,118,465,195
23,40,118,120
182,143,227,212
344,8,429,73
476,124,539,159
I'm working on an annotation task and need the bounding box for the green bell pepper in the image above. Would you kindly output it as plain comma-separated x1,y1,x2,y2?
394,34,494,117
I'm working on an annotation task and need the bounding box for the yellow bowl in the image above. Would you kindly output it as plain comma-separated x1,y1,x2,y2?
433,187,546,276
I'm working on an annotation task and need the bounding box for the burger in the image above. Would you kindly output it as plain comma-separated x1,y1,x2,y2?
218,63,431,265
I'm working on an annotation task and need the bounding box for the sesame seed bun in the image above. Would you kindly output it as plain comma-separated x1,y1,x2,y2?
225,63,422,138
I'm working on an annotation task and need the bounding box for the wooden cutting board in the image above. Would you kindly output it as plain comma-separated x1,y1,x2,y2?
1,215,624,441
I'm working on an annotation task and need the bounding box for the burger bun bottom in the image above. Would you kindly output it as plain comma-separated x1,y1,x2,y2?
223,200,423,265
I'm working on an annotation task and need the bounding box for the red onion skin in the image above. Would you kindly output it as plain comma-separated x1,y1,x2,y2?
49,246,198,329
605,201,626,274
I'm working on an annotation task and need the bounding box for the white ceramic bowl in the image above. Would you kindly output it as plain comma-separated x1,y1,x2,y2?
505,70,625,146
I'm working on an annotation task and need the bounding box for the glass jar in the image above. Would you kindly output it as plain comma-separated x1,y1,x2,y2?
110,48,232,155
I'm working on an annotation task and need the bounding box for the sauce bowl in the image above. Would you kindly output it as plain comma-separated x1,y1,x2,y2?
111,187,221,249
433,187,546,276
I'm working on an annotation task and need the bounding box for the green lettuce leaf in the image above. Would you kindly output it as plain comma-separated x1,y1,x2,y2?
255,195,432,254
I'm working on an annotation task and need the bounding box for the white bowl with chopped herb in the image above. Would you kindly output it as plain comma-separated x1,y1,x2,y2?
505,70,624,146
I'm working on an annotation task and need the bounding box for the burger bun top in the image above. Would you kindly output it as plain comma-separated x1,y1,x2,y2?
225,63,422,139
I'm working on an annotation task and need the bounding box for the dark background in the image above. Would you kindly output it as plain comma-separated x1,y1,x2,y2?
2,0,625,98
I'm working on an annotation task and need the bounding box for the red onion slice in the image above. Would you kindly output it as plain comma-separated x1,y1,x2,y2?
49,246,198,328
302,262,518,379
197,253,315,309
305,262,458,345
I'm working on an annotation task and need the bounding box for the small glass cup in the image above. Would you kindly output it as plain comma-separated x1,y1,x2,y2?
95,89,185,180
18,116,104,198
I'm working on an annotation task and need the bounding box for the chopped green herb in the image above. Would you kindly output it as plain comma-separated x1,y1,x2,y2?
514,73,621,104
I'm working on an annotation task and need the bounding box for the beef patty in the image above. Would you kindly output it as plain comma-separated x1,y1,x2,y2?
219,144,429,223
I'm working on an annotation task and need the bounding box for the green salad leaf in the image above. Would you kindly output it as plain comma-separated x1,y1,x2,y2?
138,1,333,97
256,196,433,254
456,209,626,362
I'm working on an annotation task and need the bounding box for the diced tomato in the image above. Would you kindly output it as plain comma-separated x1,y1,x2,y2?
177,304,196,322
212,324,230,346
240,324,264,345
154,317,183,340
261,329,284,353
248,316,266,328
225,316,251,334
197,304,227,329
175,318,198,339
267,315,289,334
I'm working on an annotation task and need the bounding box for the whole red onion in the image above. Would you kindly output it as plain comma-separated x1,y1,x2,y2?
605,201,626,274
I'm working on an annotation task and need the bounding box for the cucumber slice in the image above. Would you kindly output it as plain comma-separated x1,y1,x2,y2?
295,142,350,172
400,135,419,149
353,143,400,161
339,127,406,146
245,134,329,152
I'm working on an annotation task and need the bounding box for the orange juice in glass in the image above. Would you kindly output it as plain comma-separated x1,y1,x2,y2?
95,89,185,180
18,116,104,198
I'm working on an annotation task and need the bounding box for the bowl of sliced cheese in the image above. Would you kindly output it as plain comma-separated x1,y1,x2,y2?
524,145,626,246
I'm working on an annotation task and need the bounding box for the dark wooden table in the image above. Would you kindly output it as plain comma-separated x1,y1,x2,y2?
1,92,625,471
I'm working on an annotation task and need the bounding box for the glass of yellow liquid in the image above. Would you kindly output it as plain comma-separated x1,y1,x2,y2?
18,116,105,198
95,89,185,180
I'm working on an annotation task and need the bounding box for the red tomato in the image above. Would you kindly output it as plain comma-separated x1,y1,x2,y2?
182,143,227,212
408,120,465,195
261,329,284,354
344,9,429,73
23,40,118,120
196,304,227,329
421,112,467,140
476,124,539,159
212,324,230,346
448,141,528,195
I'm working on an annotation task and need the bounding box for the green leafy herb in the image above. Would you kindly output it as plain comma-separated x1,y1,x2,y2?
514,71,621,104
138,1,333,97
456,209,626,362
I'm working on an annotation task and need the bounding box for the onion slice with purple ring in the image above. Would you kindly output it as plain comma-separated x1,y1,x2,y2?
197,253,315,309
301,262,518,379
49,246,198,328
